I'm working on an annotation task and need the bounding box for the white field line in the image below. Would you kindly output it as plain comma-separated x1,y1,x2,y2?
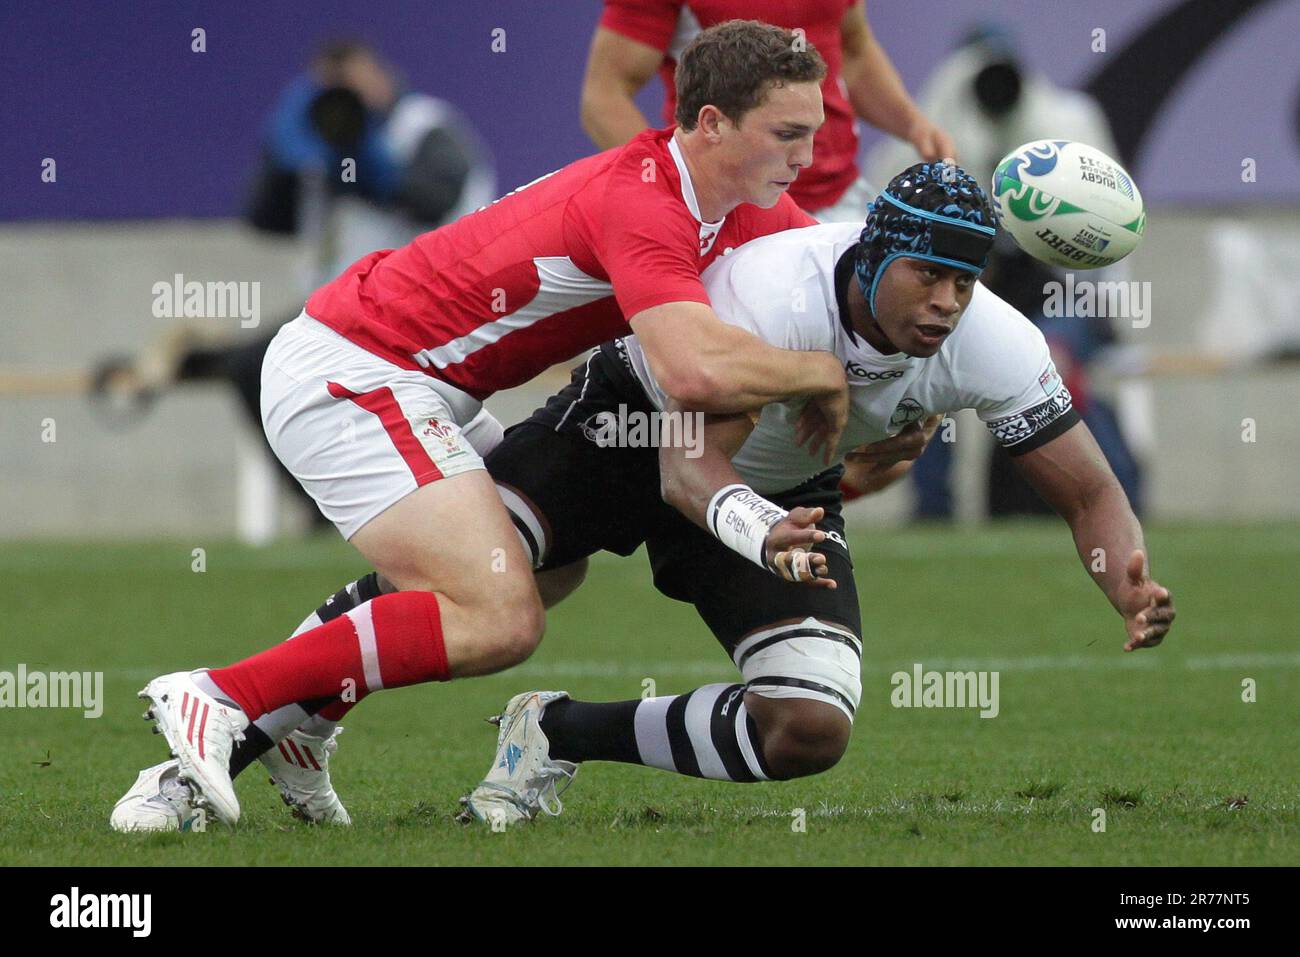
515,652,1300,677
74,652,1300,684
715,797,1300,820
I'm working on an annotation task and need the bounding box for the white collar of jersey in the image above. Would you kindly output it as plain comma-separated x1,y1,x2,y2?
847,330,918,365
668,135,723,229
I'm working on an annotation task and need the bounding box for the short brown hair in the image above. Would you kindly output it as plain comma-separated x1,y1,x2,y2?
674,20,827,130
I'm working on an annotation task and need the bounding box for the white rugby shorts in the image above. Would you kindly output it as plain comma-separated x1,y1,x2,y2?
260,312,503,539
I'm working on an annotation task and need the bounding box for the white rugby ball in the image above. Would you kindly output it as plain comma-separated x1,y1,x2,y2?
991,139,1146,269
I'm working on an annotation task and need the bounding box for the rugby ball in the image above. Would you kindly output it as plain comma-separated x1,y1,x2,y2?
991,140,1145,269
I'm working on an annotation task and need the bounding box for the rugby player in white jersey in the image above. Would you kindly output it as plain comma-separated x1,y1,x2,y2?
449,161,1175,822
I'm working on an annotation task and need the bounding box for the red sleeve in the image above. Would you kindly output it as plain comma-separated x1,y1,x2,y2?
596,165,711,320
602,212,711,319
599,0,682,52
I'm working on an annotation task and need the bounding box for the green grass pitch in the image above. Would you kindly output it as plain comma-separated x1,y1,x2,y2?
1,521,1296,865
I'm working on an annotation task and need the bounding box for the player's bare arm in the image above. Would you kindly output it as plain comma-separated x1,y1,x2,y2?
840,1,955,161
657,401,836,588
1012,420,1176,651
579,26,661,149
630,300,850,454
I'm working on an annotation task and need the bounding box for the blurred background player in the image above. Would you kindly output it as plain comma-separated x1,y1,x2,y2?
865,24,1144,519
580,1,955,223
89,40,496,525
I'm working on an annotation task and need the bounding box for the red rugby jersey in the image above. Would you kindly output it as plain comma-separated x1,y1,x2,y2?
306,127,815,400
600,0,859,212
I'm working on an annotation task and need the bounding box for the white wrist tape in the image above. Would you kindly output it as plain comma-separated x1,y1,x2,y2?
706,484,788,569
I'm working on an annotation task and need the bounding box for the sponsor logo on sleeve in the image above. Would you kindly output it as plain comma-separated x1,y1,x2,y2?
1038,363,1063,397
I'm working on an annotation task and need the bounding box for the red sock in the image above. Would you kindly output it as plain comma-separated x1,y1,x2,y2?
209,591,449,717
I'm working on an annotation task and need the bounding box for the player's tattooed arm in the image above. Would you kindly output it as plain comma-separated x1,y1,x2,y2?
631,301,850,456
659,402,835,588
1010,420,1176,651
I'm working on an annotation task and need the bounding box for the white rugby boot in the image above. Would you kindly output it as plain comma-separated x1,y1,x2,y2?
259,726,352,825
109,759,200,832
458,691,578,827
138,670,249,826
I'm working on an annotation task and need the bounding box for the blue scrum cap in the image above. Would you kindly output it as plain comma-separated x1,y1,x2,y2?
855,162,999,315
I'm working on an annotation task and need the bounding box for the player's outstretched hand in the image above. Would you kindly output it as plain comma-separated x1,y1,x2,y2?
1118,549,1176,651
796,388,850,466
766,506,836,589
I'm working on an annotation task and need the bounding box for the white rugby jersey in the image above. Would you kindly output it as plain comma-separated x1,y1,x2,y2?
624,222,1078,493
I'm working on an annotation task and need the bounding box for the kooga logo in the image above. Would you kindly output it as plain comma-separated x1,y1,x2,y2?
845,361,904,381
49,887,151,937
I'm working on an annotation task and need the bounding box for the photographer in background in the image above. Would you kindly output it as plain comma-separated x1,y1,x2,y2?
93,41,497,527
248,39,497,289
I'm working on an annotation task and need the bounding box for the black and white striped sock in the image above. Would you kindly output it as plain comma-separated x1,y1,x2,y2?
542,683,772,782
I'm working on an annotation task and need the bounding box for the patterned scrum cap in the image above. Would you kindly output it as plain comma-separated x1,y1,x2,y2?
855,162,1000,314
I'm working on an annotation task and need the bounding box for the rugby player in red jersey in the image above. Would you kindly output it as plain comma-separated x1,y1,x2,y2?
112,21,853,830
